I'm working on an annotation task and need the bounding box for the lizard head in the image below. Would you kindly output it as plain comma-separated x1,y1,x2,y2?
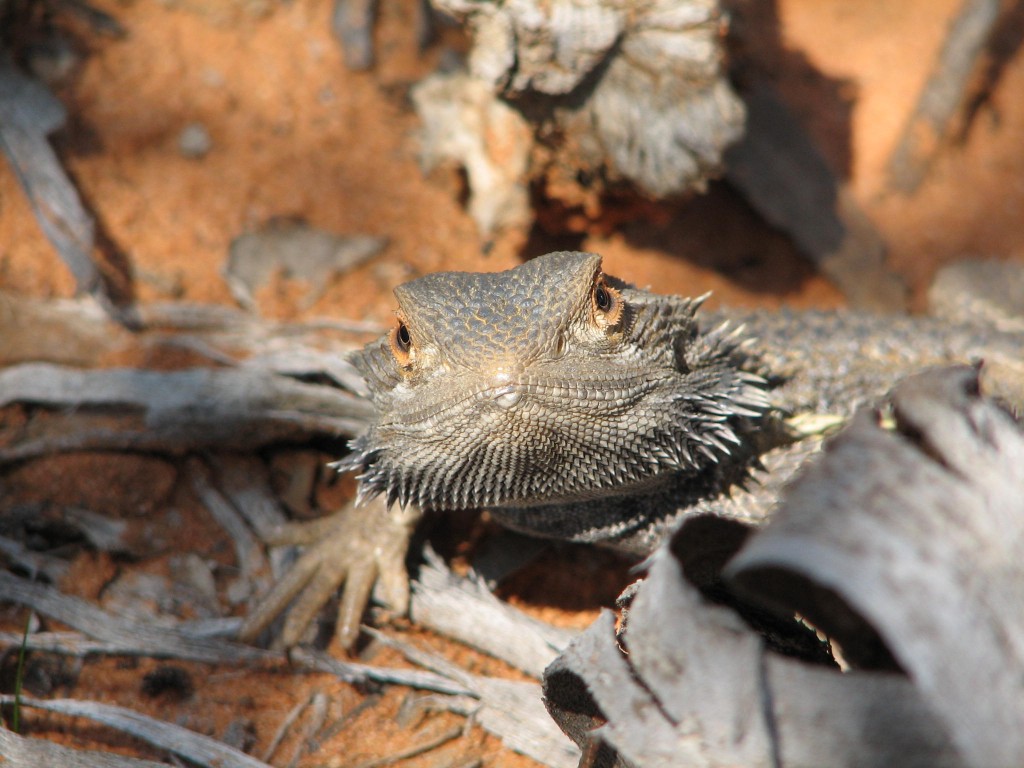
339,251,769,510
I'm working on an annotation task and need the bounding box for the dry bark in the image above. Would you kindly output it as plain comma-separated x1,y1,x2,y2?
413,0,744,233
0,727,167,768
545,366,1023,767
731,366,1024,766
0,54,134,318
0,291,375,463
886,0,1002,193
1,695,273,768
724,86,907,310
410,548,576,678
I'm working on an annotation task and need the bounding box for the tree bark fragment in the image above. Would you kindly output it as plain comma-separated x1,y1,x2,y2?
547,366,1022,766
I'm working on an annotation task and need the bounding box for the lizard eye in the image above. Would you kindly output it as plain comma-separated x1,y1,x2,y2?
591,276,623,328
388,317,414,367
396,322,411,350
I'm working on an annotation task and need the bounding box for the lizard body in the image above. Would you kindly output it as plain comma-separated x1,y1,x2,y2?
241,251,1024,647
339,251,770,550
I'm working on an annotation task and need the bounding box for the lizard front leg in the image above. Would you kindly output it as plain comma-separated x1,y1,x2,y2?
238,495,422,650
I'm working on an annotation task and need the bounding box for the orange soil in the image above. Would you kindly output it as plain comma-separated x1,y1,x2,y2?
1,0,1023,765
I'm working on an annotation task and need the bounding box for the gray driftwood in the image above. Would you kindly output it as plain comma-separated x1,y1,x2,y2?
545,366,1022,767
0,549,583,767
0,290,380,368
411,3,906,309
413,0,744,233
0,695,273,768
0,727,167,768
730,366,1024,767
0,568,490,696
369,629,580,768
0,533,68,582
0,291,376,464
225,220,386,312
188,458,273,597
545,555,959,767
724,86,907,310
0,570,275,665
0,56,93,291
410,549,576,678
0,364,370,463
928,257,1024,333
332,0,377,70
886,0,1002,193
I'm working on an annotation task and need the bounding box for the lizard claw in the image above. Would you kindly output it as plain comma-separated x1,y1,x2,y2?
238,495,421,651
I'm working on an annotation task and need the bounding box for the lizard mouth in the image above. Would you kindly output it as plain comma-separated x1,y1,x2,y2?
388,371,677,428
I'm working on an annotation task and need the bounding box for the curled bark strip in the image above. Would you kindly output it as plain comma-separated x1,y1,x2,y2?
544,366,1021,767
731,367,1024,766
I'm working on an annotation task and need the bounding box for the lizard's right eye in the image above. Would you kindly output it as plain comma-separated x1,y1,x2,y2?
389,320,414,367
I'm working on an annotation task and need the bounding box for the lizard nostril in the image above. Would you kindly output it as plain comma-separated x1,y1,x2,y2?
491,387,522,409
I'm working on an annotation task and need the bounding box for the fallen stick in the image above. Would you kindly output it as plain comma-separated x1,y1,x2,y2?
0,55,132,319
0,695,273,768
0,364,372,464
886,0,1002,193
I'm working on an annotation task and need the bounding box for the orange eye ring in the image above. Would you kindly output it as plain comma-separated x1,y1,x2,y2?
591,275,623,328
388,313,414,367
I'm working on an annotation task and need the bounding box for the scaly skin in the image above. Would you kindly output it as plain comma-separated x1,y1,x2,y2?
240,251,1024,649
342,251,769,513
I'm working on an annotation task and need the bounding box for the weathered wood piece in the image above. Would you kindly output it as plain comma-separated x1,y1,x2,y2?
410,549,576,678
225,220,386,312
725,86,907,310
414,0,744,233
0,727,166,768
188,458,275,602
61,506,131,553
369,629,581,768
886,0,1002,193
0,292,376,462
928,257,1024,332
0,695,273,768
0,364,372,463
0,591,498,698
0,55,127,315
413,71,534,234
0,533,69,581
0,570,274,664
0,551,584,768
546,366,1021,766
0,290,378,368
549,567,945,766
332,0,378,70
730,366,1024,766
545,544,961,767
209,455,296,581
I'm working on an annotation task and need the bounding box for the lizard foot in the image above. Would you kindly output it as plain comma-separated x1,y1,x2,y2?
238,495,421,650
